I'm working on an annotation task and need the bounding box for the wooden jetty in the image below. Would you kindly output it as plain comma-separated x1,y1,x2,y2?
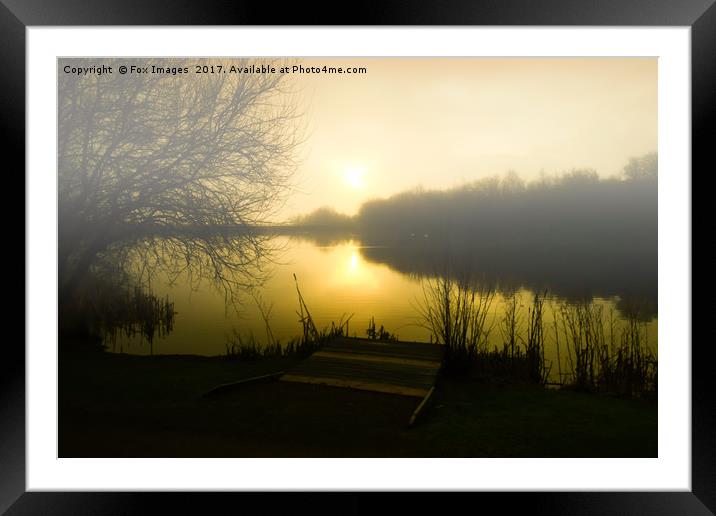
280,337,444,400
200,337,444,426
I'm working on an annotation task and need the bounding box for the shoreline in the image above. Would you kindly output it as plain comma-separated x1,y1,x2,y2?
59,350,657,458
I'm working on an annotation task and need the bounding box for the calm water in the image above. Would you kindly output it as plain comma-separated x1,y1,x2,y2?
113,235,658,383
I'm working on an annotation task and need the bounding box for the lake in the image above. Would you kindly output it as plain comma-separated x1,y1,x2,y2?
111,234,658,383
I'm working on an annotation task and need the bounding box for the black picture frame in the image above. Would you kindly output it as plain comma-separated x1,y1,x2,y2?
5,1,712,513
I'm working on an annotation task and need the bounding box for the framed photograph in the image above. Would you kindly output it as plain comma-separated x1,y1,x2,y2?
7,0,712,513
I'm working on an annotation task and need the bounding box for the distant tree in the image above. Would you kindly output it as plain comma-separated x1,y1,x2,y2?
623,152,657,180
291,207,355,228
500,170,526,193
559,168,600,185
58,58,303,304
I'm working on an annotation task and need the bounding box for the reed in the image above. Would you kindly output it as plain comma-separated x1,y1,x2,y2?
557,300,603,390
555,299,656,397
596,303,657,398
522,290,551,385
63,273,176,354
366,317,398,342
416,273,496,375
225,275,353,360
500,291,522,361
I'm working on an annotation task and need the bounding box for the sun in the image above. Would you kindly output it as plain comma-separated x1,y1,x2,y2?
343,166,367,189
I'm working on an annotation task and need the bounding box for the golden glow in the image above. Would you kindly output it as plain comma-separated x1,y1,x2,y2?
341,248,367,284
343,166,366,189
286,58,657,218
350,252,359,271
328,243,381,289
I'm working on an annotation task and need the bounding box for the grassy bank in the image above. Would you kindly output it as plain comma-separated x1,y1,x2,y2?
59,350,656,458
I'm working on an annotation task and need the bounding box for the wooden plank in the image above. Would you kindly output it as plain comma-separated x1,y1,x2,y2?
312,350,441,368
340,338,442,351
319,347,444,362
283,366,435,390
280,374,430,398
305,354,440,374
202,371,285,398
279,337,444,399
289,358,439,386
323,338,444,360
285,364,435,387
408,386,436,427
332,336,444,352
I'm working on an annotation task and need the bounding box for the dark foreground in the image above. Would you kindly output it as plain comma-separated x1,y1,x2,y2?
59,351,657,457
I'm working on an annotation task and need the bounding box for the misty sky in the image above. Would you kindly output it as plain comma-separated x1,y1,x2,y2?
282,57,657,218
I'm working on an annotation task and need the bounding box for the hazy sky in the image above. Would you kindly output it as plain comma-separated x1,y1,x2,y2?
281,57,657,218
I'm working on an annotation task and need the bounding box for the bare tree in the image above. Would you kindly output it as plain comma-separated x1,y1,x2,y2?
58,58,303,305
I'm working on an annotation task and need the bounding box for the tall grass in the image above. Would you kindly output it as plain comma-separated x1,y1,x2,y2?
416,274,496,373
62,272,176,354
224,319,352,360
224,274,352,360
596,304,657,398
522,291,551,385
556,299,656,397
416,275,655,395
366,317,398,342
416,277,560,383
500,291,522,361
558,301,603,389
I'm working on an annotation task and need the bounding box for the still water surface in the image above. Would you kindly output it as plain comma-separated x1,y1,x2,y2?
113,236,657,383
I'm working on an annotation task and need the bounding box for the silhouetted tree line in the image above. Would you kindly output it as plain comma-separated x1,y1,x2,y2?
296,153,658,317
290,206,356,228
